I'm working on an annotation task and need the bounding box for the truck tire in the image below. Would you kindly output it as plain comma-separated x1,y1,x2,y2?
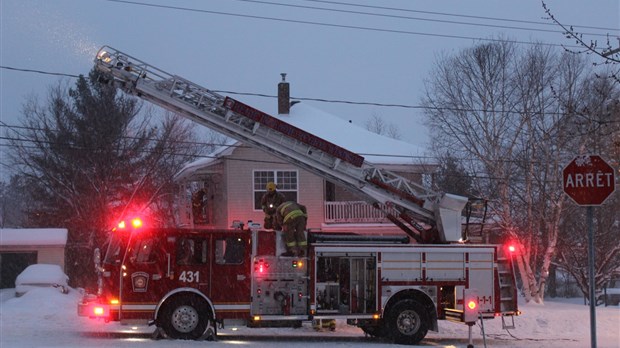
387,299,429,345
159,296,212,340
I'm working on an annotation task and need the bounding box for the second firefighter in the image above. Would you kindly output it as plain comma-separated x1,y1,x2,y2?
275,201,308,257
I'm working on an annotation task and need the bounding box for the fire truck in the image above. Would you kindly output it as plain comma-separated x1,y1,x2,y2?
77,46,519,345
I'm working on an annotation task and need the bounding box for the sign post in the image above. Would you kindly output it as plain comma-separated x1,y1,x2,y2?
562,155,616,348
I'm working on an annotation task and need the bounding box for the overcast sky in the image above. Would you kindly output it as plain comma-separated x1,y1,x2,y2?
1,0,619,174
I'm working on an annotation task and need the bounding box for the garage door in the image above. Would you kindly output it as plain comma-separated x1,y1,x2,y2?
0,252,37,289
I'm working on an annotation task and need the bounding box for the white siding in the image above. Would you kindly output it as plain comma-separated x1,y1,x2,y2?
224,146,325,230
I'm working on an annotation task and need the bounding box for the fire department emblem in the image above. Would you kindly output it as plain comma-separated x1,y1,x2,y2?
131,272,149,292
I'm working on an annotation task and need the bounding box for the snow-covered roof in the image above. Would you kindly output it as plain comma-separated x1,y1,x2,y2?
176,101,431,181
274,102,428,165
174,137,238,182
0,229,68,246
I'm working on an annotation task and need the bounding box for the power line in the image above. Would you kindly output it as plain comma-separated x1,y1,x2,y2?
3,65,614,121
0,123,579,168
0,65,80,78
233,0,612,38
301,0,620,32
0,124,431,161
102,0,583,49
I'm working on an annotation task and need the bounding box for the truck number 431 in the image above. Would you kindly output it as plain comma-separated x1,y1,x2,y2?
179,271,199,283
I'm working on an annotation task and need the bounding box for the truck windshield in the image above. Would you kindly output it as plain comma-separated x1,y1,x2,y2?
103,234,126,265
129,237,157,263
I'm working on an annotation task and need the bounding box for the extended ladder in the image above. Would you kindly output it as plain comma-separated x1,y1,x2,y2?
93,46,467,242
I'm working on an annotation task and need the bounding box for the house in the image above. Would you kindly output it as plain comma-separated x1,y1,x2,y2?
173,76,437,236
0,228,67,288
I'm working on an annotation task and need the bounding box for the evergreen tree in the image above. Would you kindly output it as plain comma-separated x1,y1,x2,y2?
7,69,202,287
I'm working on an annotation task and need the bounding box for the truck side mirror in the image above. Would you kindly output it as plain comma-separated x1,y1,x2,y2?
94,248,101,270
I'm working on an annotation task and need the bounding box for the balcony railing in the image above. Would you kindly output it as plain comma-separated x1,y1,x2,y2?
324,201,398,223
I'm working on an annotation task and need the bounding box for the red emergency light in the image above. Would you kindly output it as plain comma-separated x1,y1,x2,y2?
115,217,144,231
87,303,110,319
254,260,269,274
505,242,518,254
131,218,143,228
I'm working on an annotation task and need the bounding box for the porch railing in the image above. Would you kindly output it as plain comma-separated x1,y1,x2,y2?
324,201,398,223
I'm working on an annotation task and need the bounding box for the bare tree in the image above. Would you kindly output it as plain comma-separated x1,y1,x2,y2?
365,112,402,140
542,1,620,84
541,1,620,297
555,75,620,300
6,69,204,287
422,39,595,303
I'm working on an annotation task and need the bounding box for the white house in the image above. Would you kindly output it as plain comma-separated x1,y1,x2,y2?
173,77,437,235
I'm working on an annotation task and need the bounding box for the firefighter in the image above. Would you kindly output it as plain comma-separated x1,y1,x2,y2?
192,188,208,224
275,201,307,257
260,182,285,230
178,238,194,265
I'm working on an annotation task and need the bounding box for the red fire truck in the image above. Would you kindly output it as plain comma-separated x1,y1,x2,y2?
77,47,519,345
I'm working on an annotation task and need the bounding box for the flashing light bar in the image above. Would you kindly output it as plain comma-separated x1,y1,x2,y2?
131,218,143,228
115,217,144,231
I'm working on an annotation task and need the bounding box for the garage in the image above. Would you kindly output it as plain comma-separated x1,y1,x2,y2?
0,228,68,289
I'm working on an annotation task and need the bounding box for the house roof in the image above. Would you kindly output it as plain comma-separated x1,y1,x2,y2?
274,102,428,165
175,101,432,181
0,228,68,246
174,137,237,181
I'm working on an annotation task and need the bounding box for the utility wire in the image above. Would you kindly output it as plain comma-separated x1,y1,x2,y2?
0,139,528,182
2,65,615,122
0,123,580,168
0,65,80,78
0,65,428,109
301,0,620,32
102,0,583,49
232,0,612,38
1,65,430,109
0,131,430,161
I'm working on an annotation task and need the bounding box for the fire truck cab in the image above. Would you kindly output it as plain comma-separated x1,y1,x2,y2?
79,221,518,345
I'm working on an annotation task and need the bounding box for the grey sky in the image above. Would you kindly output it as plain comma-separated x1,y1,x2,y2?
1,0,618,169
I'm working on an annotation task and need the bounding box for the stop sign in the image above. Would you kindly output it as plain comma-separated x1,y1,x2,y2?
563,155,616,206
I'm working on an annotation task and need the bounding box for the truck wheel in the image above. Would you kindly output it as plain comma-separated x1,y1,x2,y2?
387,300,429,345
160,296,212,340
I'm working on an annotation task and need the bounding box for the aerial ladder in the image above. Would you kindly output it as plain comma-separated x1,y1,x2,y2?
93,46,472,243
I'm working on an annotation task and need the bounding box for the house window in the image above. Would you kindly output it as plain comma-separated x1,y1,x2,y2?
253,170,298,210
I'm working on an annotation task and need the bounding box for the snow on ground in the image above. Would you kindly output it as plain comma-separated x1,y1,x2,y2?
0,287,618,348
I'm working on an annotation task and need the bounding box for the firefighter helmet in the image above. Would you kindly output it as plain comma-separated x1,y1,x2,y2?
266,182,277,191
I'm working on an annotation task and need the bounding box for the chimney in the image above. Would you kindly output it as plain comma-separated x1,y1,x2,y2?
278,73,290,115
